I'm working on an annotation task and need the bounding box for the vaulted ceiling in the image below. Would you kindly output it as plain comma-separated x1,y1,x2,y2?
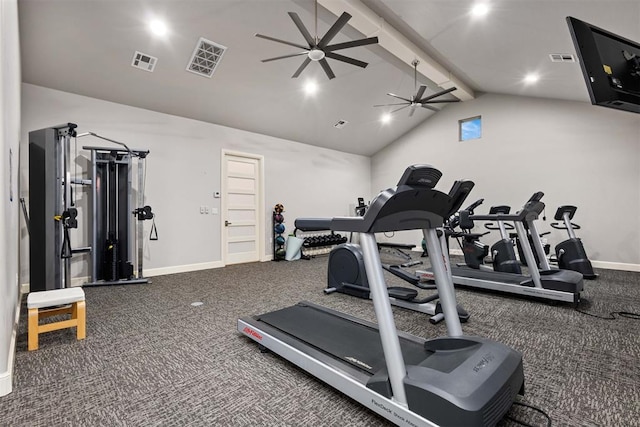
18,0,639,156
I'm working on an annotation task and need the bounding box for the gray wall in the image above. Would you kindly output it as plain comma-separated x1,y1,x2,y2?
20,83,371,282
372,92,640,267
0,0,21,396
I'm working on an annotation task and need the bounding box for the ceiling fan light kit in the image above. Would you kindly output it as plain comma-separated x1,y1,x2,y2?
308,49,325,61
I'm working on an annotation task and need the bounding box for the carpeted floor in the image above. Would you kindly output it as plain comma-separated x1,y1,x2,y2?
1,254,639,426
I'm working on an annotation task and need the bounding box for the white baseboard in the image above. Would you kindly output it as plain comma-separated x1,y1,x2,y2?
591,260,640,272
0,372,11,396
1,275,22,397
414,247,640,272
18,262,226,291
20,277,86,292
145,261,224,277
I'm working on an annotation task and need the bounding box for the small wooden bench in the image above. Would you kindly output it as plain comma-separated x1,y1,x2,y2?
27,287,86,351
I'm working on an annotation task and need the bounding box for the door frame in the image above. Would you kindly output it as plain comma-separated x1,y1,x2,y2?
220,149,265,265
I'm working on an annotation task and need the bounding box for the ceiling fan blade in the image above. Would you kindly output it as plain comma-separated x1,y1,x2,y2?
292,57,312,78
288,12,315,47
261,52,309,63
324,52,368,68
373,102,408,107
324,37,379,52
391,105,410,114
387,93,412,103
409,107,416,117
420,104,440,112
417,86,457,103
318,12,352,48
414,85,427,101
255,33,308,50
422,99,461,104
319,58,336,79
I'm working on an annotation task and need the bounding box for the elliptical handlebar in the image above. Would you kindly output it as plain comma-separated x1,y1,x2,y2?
485,222,515,231
550,222,581,230
464,198,484,213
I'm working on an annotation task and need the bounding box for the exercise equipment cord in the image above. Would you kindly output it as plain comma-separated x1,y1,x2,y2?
574,297,640,320
506,401,552,427
575,307,640,320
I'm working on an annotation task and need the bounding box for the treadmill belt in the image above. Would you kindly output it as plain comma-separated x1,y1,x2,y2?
258,303,429,375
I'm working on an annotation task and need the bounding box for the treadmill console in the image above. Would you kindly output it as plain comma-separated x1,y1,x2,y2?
397,164,442,189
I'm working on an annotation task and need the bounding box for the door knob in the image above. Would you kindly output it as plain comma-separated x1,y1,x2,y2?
225,220,232,226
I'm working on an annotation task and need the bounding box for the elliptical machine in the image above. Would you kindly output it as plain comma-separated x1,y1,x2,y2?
324,242,469,324
452,202,521,275
550,206,597,279
321,181,476,324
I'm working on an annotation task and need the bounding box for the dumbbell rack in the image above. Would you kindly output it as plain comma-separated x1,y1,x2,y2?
273,204,286,261
294,229,347,259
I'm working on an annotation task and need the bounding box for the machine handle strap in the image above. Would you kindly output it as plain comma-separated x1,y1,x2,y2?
150,216,158,241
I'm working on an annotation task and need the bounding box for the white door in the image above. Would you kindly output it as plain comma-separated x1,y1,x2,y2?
222,151,263,265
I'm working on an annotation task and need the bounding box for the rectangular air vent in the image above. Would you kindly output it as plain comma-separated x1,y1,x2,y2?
187,37,227,78
334,120,349,129
549,53,576,63
131,51,157,72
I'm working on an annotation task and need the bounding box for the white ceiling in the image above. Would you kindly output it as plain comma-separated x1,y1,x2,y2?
18,0,640,156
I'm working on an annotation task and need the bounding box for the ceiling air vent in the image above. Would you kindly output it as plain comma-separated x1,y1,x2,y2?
131,51,158,72
334,120,349,129
549,53,576,63
187,37,227,78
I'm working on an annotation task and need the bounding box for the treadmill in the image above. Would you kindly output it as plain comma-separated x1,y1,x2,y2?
420,192,584,304
239,165,524,427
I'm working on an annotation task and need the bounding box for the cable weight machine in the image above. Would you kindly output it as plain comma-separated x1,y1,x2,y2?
27,123,154,290
80,133,154,286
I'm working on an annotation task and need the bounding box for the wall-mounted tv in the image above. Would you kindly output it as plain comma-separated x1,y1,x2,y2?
567,16,639,114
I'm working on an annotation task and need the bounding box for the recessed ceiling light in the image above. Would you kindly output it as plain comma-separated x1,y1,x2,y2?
524,73,539,84
471,3,490,17
149,19,168,37
381,113,392,124
304,80,318,95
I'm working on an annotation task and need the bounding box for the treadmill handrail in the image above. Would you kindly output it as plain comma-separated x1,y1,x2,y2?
294,218,333,231
469,201,544,223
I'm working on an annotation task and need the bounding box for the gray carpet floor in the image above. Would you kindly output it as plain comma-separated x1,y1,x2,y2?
1,254,639,426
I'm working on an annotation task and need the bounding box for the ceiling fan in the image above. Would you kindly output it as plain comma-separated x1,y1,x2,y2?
374,60,460,117
255,0,379,80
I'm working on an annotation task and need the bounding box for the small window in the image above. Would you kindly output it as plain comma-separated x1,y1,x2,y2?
459,116,482,141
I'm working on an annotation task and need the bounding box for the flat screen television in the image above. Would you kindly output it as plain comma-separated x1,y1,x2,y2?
567,16,640,114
